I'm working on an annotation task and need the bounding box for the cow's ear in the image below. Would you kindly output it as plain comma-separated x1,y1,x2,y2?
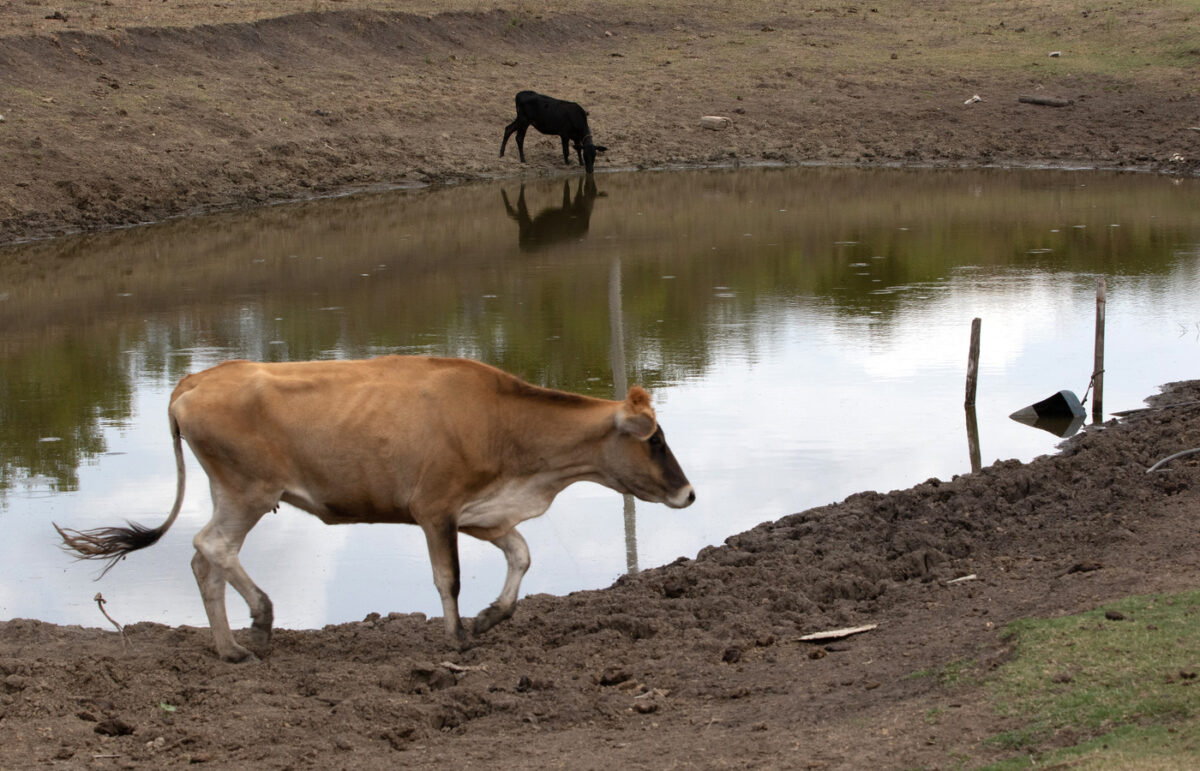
594,145,608,154
616,386,657,439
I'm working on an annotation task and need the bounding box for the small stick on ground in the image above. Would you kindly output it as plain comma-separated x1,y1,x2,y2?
795,623,879,642
94,593,131,649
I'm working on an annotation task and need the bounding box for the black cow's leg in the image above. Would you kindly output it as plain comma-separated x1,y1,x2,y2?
515,126,528,162
500,119,521,158
561,136,571,165
501,188,517,218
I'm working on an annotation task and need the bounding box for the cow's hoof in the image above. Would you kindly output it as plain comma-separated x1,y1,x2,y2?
248,624,273,653
219,645,259,664
472,604,512,635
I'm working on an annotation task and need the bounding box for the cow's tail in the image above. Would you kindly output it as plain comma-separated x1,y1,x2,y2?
55,412,187,578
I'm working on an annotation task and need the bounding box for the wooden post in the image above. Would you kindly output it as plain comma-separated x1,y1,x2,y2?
1092,278,1106,423
965,317,981,407
610,257,638,574
965,405,981,473
609,257,628,397
964,318,982,471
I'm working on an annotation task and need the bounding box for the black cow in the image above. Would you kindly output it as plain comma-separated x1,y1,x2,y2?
500,91,608,174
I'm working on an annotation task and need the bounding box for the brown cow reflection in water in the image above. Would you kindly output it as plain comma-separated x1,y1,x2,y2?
501,177,604,252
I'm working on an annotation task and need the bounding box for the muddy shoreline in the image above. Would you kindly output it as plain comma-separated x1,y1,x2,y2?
4,381,1200,768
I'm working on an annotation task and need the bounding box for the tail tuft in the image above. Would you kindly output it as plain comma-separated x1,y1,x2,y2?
54,521,165,578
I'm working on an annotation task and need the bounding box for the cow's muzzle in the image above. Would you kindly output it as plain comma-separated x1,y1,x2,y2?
667,485,696,509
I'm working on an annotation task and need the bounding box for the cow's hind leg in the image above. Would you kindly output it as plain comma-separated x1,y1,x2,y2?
500,119,519,158
514,125,529,163
421,518,467,649
471,528,530,635
191,549,253,663
192,485,275,662
501,119,529,162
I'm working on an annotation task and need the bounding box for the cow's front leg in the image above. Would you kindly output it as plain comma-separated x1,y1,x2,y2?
560,135,571,165
472,528,530,634
422,518,467,648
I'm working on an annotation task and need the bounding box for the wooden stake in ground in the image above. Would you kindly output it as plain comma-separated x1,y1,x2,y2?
965,317,981,407
965,404,981,473
1093,278,1106,423
964,318,982,472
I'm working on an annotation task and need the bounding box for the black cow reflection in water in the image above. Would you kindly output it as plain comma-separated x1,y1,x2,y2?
501,176,604,252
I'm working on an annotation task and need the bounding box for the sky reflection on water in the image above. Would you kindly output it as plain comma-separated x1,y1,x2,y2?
2,167,1198,629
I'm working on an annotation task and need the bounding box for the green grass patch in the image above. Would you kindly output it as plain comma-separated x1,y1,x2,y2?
979,719,1200,770
977,589,1200,769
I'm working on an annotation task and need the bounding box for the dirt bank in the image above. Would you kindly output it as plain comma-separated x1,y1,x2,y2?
1,0,1198,244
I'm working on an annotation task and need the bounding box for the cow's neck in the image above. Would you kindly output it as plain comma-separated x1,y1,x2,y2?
499,395,618,487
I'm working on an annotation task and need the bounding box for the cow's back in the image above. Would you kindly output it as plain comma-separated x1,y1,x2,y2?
515,91,588,138
168,357,510,522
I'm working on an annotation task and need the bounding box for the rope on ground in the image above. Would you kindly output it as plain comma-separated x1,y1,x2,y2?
1147,447,1200,473
1080,369,1104,406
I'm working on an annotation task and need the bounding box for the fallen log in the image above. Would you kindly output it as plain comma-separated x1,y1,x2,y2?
1019,95,1073,107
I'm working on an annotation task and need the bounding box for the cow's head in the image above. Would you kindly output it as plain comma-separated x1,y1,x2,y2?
583,141,607,175
606,386,695,508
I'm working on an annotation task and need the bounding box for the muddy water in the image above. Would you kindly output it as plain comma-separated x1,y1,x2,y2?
3,167,1198,630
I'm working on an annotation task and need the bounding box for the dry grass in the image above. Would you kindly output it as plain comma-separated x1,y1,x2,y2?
2,0,1197,242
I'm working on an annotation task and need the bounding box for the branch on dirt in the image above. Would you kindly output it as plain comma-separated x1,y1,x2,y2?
796,623,878,643
94,593,131,649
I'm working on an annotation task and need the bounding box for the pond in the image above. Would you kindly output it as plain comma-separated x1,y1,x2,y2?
2,166,1198,630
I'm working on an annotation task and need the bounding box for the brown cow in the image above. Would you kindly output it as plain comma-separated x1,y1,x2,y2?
55,356,695,662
